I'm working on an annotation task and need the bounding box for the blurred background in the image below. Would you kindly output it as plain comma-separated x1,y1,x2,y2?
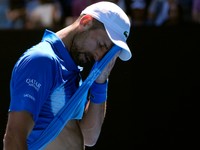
1,0,200,149
0,0,200,29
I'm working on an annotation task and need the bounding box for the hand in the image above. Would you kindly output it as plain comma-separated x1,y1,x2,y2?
95,51,120,83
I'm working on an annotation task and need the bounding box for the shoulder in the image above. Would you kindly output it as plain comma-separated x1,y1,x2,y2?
23,42,57,63
14,42,59,72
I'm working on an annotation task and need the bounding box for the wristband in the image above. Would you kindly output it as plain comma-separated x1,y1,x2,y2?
89,80,108,104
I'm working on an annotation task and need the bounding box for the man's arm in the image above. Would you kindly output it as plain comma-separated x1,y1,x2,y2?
3,111,34,150
79,100,106,147
79,51,119,146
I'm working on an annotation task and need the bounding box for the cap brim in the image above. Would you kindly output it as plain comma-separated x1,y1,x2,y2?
104,25,132,61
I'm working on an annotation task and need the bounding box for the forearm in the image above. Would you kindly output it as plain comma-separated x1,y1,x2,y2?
3,111,34,150
80,49,118,146
3,132,28,150
79,101,106,146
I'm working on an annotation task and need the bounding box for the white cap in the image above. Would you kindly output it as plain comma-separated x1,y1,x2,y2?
81,1,132,61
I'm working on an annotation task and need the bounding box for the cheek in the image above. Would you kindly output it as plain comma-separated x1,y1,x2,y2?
84,39,97,51
77,35,96,54
74,31,97,52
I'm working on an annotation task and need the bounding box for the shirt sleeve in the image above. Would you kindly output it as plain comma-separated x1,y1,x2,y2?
9,51,55,122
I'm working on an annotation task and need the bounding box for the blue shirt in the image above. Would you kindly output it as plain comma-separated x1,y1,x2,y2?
9,29,87,144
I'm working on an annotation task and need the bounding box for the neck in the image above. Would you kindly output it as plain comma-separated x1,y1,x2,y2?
56,24,77,51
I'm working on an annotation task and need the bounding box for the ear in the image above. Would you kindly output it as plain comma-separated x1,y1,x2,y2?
79,15,93,29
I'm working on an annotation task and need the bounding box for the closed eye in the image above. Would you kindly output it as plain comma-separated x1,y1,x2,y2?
99,42,109,52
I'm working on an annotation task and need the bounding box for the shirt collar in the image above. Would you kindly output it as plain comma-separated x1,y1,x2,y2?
41,29,80,72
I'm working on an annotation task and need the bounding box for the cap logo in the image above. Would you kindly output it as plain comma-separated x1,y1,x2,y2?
124,31,128,38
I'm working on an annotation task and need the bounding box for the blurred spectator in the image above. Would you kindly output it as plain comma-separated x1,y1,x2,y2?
115,0,134,18
0,0,12,29
1,0,198,29
71,0,88,17
116,0,127,11
7,0,26,29
130,0,147,26
64,0,102,26
56,0,73,27
25,0,40,15
25,0,61,29
163,0,182,26
192,0,200,24
146,0,182,26
63,0,89,26
178,0,192,23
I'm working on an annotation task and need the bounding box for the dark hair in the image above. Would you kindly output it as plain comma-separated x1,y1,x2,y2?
90,17,105,30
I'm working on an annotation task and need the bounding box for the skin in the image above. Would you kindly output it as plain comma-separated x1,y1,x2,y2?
3,14,120,150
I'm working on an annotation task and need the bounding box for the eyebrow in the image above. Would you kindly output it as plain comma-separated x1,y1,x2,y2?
106,42,114,51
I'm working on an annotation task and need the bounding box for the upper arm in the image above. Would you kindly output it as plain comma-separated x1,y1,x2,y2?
10,51,55,121
4,111,34,149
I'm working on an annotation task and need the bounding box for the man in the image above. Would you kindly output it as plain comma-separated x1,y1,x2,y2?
3,1,132,149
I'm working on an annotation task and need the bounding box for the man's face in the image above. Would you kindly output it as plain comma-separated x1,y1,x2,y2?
69,28,113,67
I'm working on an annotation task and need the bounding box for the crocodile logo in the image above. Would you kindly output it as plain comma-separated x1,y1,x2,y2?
124,31,128,38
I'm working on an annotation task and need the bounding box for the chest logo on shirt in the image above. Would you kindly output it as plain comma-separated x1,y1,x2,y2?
26,78,42,92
